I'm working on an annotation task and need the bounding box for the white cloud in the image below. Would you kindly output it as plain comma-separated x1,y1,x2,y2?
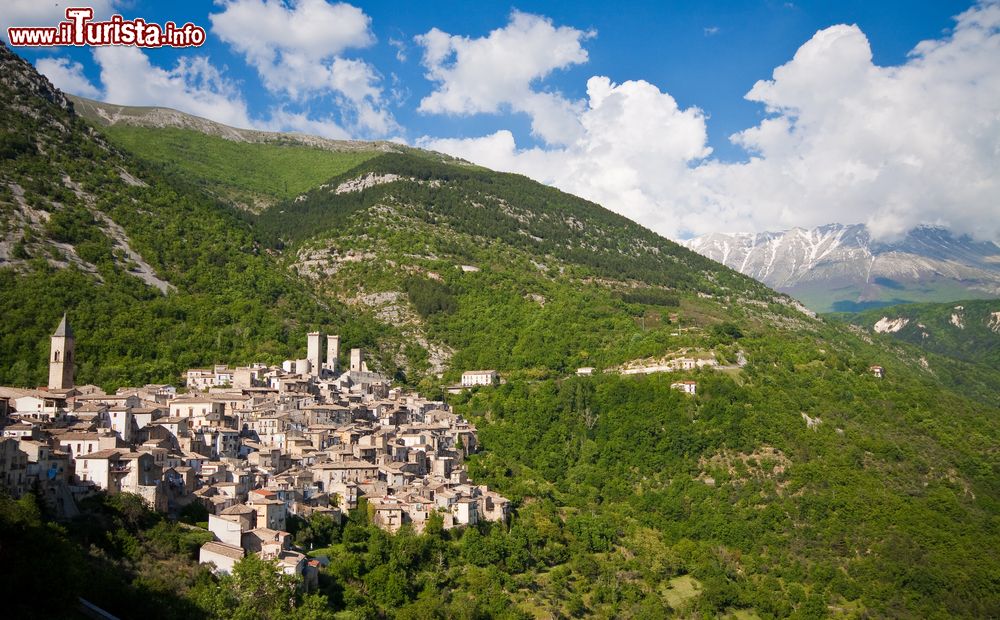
20,46,365,147
93,46,256,129
1,0,120,41
421,3,1000,243
265,107,350,139
209,0,394,136
704,2,1000,241
35,57,101,98
415,11,594,145
420,76,712,237
389,37,407,62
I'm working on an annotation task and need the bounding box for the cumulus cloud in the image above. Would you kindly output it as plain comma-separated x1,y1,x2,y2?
93,46,257,129
420,76,712,236
702,3,1000,241
33,46,356,140
415,11,594,145
420,3,1000,242
266,107,350,139
35,57,101,98
209,0,395,135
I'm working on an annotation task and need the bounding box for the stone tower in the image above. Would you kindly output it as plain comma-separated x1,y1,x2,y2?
48,313,74,390
350,348,366,373
306,332,322,376
326,335,341,372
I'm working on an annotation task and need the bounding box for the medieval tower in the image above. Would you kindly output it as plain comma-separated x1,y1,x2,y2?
48,313,75,390
306,331,322,376
326,334,341,372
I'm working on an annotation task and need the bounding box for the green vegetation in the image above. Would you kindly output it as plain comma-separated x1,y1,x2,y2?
832,298,1000,368
405,276,458,318
456,325,1000,618
0,52,396,390
0,491,214,619
100,125,378,210
255,152,756,293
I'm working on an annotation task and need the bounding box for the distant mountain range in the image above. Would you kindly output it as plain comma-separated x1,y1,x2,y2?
684,224,1000,312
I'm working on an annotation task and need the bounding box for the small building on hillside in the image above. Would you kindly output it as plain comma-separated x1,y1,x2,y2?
670,380,697,395
199,541,244,574
461,370,499,388
869,365,885,379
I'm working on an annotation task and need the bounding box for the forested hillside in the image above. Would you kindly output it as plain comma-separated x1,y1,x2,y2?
2,42,1000,618
0,44,391,389
834,298,1000,369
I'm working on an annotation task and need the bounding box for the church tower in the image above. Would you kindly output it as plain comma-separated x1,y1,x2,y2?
48,313,74,390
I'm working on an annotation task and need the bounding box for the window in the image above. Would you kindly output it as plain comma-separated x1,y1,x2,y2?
54,351,60,362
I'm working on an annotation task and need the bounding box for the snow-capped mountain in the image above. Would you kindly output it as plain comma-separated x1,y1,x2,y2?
684,224,1000,312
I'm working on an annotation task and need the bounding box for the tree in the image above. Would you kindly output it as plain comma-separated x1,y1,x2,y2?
205,554,301,620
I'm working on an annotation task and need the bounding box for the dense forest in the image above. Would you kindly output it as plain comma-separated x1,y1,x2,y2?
831,298,1000,369
0,45,402,389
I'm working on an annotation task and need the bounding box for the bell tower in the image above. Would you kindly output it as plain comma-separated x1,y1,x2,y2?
48,313,75,390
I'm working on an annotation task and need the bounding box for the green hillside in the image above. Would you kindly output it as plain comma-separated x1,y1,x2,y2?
2,43,1000,619
97,125,378,211
0,45,393,389
833,298,1000,369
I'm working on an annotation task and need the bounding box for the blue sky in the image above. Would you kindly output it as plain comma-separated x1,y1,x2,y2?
5,1,998,241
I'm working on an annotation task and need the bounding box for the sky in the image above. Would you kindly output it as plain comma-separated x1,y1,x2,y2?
4,0,999,242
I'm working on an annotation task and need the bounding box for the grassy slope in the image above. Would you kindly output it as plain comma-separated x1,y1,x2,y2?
252,151,791,385
98,125,379,210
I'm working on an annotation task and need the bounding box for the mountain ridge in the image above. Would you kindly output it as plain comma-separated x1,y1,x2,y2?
68,94,402,154
684,223,1000,312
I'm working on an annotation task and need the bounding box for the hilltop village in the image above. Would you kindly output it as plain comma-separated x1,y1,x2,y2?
0,315,509,581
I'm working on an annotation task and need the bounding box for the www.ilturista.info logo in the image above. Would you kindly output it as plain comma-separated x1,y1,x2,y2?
7,7,206,47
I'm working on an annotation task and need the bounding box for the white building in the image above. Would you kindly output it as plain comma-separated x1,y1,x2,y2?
461,370,498,387
199,541,244,573
670,380,697,395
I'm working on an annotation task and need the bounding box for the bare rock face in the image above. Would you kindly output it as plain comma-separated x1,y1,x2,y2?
0,42,74,117
874,317,909,333
989,311,1000,333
